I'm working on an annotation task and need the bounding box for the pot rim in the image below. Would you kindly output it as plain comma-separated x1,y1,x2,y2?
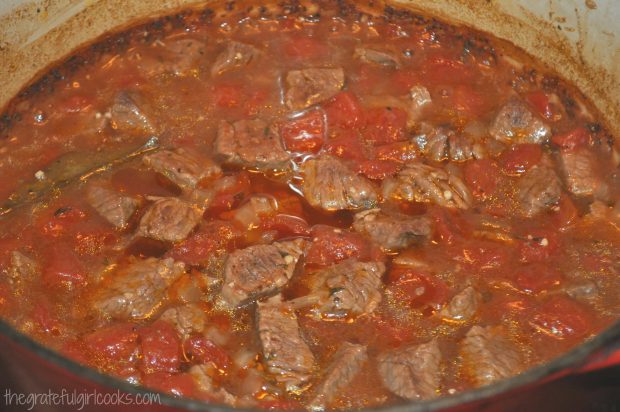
1,317,619,411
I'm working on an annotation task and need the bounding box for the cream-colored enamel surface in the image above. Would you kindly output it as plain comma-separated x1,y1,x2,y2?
1,0,619,135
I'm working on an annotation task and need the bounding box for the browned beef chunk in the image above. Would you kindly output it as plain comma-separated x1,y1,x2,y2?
415,126,485,162
220,238,308,308
460,325,522,386
308,342,368,410
558,148,607,197
377,339,442,400
352,208,431,251
489,98,551,144
211,41,259,76
143,149,221,191
302,155,378,211
159,304,207,337
256,295,315,392
382,162,472,209
93,257,186,320
160,38,207,76
214,119,291,171
109,91,156,135
354,47,399,67
285,68,345,110
137,197,203,242
440,286,482,321
87,185,139,229
517,160,562,217
190,364,238,405
293,259,385,318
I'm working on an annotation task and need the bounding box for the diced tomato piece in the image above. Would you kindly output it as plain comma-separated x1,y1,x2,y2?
261,214,310,238
268,189,305,217
552,195,578,229
463,159,500,198
83,323,139,361
139,320,181,373
551,127,590,151
182,334,231,370
358,159,401,180
428,207,470,244
529,296,591,339
210,83,243,108
280,110,325,153
60,94,94,113
387,268,448,310
362,107,407,145
526,90,553,119
282,36,327,59
41,244,86,286
324,92,364,129
324,130,368,161
207,172,252,216
512,263,563,294
517,229,559,263
31,298,61,335
451,84,487,117
499,144,543,175
168,221,241,265
423,55,475,85
306,225,372,267
455,239,512,271
39,206,87,238
390,69,421,90
142,371,197,397
374,141,418,163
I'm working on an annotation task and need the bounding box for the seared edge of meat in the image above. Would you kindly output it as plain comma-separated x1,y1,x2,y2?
93,257,186,320
220,238,308,308
382,162,472,209
143,148,221,191
352,208,432,251
302,155,378,211
256,295,315,392
377,339,442,400
308,342,368,411
460,325,523,386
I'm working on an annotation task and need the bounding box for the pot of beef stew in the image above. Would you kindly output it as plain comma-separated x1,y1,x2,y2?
0,0,619,411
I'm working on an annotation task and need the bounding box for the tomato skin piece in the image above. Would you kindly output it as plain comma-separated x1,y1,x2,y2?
387,268,448,310
168,221,241,265
551,127,590,151
552,195,578,229
139,320,182,374
526,91,552,118
529,296,591,339
324,92,364,129
428,207,470,244
455,240,512,271
261,214,310,238
324,130,367,161
358,159,402,180
42,244,86,287
306,225,372,267
499,144,543,175
512,263,563,294
280,110,325,153
463,159,499,198
207,172,252,216
83,323,139,361
182,334,231,370
363,107,407,145
142,371,197,397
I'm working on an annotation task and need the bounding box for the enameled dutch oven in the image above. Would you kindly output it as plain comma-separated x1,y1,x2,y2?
0,1,619,411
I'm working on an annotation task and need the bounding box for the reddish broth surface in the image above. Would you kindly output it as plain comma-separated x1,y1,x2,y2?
0,0,619,409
